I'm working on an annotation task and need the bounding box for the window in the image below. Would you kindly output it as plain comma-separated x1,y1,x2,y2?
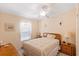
20,22,32,41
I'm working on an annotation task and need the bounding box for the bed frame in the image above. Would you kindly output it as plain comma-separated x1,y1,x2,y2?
43,33,62,45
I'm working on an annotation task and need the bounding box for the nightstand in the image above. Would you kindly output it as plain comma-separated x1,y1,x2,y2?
61,41,76,56
36,35,42,38
0,43,19,56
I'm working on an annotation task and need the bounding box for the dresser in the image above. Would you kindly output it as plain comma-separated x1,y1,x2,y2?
61,41,76,56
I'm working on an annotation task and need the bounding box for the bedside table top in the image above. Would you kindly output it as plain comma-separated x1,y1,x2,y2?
61,41,75,47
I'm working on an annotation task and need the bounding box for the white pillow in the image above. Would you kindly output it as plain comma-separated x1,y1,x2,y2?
47,34,56,39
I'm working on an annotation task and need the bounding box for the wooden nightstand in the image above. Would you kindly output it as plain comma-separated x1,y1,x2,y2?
0,43,19,56
61,41,76,56
36,35,42,38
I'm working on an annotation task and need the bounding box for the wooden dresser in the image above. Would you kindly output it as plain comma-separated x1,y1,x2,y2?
0,43,19,56
61,41,76,56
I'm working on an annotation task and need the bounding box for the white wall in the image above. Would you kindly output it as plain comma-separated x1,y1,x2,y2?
0,13,39,51
76,4,79,56
39,7,76,44
0,13,21,50
31,20,39,39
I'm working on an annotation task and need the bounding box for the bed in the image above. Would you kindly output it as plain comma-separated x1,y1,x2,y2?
23,33,62,56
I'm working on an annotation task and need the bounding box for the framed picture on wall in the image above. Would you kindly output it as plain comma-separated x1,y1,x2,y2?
4,23,15,31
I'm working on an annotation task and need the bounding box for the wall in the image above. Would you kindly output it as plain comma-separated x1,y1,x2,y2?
0,13,39,52
39,7,76,45
0,13,21,50
31,20,39,39
76,4,79,56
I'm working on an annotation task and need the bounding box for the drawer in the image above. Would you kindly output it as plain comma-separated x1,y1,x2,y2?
62,45,67,48
62,49,72,55
67,47,72,49
66,49,72,53
61,48,67,53
66,47,72,51
61,50,66,53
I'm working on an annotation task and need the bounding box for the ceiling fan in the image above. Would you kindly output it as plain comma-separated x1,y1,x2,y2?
40,4,51,18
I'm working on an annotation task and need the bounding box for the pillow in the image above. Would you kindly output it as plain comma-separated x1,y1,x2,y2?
47,34,56,39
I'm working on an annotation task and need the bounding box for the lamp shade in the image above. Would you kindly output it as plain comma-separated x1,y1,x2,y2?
64,32,71,43
64,32,75,43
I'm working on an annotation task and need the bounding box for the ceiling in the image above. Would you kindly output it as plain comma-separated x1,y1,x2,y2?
0,3,76,19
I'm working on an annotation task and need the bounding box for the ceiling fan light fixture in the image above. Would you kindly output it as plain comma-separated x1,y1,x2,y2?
40,10,46,16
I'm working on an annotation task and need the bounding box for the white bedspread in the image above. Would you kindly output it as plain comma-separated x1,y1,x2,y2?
23,38,60,56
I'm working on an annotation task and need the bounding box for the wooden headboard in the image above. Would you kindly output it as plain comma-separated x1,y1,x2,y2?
43,33,62,45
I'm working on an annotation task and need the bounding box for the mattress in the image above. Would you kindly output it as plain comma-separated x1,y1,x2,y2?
23,38,60,56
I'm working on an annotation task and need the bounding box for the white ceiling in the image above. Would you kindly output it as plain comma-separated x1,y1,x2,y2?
0,3,76,19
